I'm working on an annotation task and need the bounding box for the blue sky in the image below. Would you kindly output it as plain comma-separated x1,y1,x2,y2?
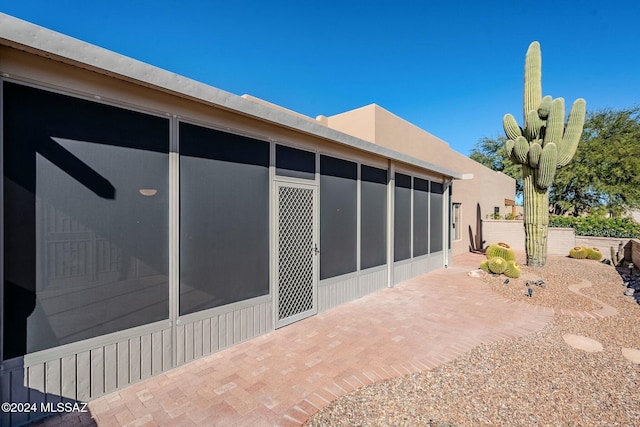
2,1,639,156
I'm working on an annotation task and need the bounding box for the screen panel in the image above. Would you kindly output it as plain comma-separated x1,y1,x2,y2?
360,165,387,269
3,82,169,358
320,155,357,280
179,123,270,315
430,182,444,253
394,173,412,262
276,144,315,180
413,178,429,257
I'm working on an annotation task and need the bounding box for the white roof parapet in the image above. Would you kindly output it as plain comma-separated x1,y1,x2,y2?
0,13,467,180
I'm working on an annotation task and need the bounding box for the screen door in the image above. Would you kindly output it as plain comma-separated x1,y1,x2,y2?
275,182,318,328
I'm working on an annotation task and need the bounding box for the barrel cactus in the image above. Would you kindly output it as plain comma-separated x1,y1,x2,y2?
486,242,516,262
569,246,588,259
479,259,490,273
488,257,508,274
586,247,603,260
504,261,522,278
503,42,586,267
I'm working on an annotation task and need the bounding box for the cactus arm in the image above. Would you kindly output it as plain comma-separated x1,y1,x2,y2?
513,135,530,164
557,98,587,167
524,41,542,122
543,98,565,147
537,95,553,119
505,138,516,159
525,110,543,140
528,142,542,167
536,142,557,188
503,113,523,140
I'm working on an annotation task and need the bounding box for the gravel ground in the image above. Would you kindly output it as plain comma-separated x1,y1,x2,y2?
305,255,640,426
484,256,618,312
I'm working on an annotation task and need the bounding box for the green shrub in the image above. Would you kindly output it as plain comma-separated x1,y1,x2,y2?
549,215,640,238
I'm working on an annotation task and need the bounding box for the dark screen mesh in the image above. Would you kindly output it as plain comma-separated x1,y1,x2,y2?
3,82,169,358
320,155,357,279
394,173,412,262
430,182,444,253
276,144,315,180
360,165,387,269
179,123,270,315
413,178,429,256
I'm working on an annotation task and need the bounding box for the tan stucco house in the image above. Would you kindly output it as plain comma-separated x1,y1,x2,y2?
0,13,514,426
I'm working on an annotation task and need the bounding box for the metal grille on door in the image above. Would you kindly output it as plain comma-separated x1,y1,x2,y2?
277,185,315,327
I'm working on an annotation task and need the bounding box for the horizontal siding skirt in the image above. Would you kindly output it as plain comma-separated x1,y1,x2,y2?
202,318,211,357
61,355,77,400
9,368,28,426
234,310,242,344
104,344,117,393
129,337,141,384
28,363,45,396
211,315,220,353
76,351,91,401
194,320,203,360
218,314,227,350
162,329,172,372
90,347,104,397
150,332,163,376
141,334,152,380
176,324,185,366
247,307,255,340
45,360,62,402
185,322,194,363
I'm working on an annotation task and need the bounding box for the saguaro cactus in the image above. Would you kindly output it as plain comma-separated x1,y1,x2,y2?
503,42,586,266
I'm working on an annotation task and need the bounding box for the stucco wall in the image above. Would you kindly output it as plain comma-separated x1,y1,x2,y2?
576,236,632,262
482,220,525,251
484,220,635,261
323,105,378,147
451,164,514,256
547,228,577,256
482,220,574,256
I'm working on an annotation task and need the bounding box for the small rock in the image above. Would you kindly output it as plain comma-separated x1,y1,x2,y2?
468,269,487,278
563,334,603,352
621,348,640,364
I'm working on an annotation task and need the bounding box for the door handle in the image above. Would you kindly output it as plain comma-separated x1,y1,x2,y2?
313,244,320,255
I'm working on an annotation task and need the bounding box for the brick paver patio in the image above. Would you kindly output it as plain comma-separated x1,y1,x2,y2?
36,253,554,426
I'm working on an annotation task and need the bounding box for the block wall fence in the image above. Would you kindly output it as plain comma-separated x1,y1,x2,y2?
483,220,634,261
